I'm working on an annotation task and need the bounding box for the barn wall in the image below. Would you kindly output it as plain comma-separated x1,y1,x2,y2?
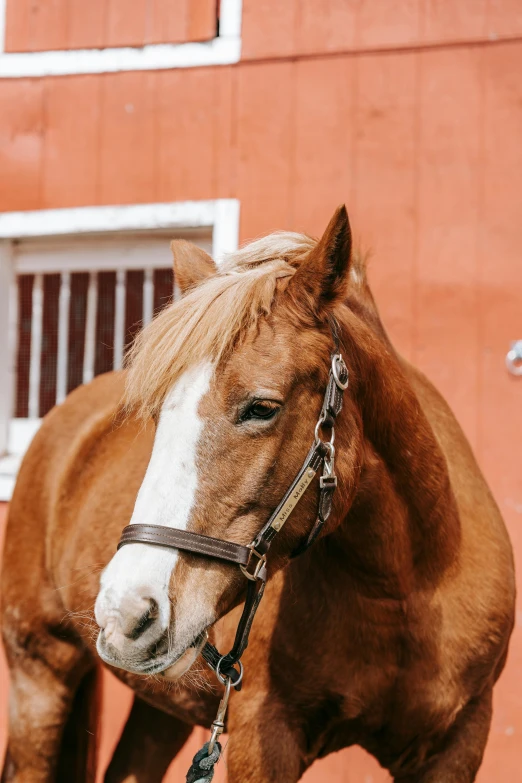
1,1,521,781
241,0,522,57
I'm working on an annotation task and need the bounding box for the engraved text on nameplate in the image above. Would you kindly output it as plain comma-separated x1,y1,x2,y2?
270,468,316,532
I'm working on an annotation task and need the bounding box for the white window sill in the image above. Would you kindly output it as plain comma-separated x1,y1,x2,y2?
0,0,242,78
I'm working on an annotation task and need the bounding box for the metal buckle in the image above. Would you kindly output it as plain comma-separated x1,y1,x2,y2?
240,546,266,581
320,474,337,489
320,440,337,488
332,353,349,390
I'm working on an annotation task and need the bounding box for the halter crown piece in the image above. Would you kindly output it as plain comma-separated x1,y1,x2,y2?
117,320,349,780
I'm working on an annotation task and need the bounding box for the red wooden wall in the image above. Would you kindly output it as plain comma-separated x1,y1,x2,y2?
1,1,522,781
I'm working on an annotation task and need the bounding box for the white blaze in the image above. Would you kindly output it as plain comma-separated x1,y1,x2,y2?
95,362,213,634
131,361,213,529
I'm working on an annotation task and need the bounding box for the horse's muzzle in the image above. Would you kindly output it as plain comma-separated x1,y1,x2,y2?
96,625,207,678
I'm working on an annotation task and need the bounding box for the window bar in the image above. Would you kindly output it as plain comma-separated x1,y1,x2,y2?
83,271,98,385
56,271,71,405
8,275,19,418
143,268,154,326
28,274,43,419
113,269,126,371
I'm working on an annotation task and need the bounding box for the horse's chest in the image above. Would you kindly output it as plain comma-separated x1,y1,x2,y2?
341,658,464,755
289,622,465,757
303,663,464,770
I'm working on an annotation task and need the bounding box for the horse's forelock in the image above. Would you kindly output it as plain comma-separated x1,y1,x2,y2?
124,232,318,420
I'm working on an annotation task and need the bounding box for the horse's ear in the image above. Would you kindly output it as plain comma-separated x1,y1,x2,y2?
289,205,352,312
170,240,217,294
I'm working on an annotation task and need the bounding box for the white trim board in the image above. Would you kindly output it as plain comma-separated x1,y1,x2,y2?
0,420,39,500
13,234,212,275
0,199,240,261
0,0,242,77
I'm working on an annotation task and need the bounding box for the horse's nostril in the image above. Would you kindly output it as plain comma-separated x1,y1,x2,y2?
126,597,159,641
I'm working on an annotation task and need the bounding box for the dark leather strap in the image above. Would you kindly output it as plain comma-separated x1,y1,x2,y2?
118,527,265,690
292,475,337,556
321,367,345,427
201,574,266,688
220,573,266,666
118,525,251,566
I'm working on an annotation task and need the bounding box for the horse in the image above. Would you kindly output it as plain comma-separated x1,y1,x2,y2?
1,206,515,783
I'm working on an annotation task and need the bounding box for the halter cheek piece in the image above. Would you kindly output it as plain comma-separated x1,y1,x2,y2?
117,326,349,694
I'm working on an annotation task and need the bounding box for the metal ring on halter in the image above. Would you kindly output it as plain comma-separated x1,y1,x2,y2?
314,418,335,445
315,417,336,450
332,354,349,390
314,416,327,442
216,656,244,687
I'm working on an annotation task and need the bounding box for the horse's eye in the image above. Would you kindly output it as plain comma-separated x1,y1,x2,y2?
242,401,280,421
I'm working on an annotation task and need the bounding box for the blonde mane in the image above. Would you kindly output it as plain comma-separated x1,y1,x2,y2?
125,232,316,418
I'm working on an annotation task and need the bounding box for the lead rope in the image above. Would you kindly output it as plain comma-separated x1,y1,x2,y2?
186,660,243,782
185,743,221,783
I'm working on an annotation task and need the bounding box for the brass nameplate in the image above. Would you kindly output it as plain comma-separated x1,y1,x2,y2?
270,467,317,532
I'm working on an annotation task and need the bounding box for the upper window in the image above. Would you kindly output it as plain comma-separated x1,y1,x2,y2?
4,0,218,52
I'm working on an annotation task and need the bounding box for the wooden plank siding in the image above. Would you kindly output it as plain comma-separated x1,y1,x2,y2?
4,0,217,52
1,1,522,781
241,0,522,59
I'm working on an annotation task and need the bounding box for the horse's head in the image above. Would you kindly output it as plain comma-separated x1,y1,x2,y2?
94,206,363,678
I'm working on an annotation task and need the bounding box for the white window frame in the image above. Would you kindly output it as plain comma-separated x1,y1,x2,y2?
0,0,242,77
0,198,240,500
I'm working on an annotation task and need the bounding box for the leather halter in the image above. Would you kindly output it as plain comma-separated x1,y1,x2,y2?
117,325,349,689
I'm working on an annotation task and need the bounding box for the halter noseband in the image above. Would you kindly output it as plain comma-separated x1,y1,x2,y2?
117,324,349,689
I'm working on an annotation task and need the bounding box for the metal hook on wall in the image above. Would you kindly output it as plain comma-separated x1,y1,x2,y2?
506,340,522,377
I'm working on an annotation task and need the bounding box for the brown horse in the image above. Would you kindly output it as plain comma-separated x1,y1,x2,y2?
1,206,515,783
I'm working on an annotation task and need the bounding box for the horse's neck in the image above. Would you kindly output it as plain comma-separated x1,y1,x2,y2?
328,310,461,597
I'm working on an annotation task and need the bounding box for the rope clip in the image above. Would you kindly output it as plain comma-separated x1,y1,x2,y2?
207,656,244,755
208,676,231,756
